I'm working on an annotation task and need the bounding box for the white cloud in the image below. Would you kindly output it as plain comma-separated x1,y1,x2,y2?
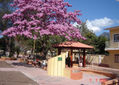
86,17,114,33
73,22,79,27
86,21,101,32
73,22,81,27
116,0,119,1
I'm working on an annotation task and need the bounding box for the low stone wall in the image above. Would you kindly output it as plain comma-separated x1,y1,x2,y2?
64,68,83,80
102,78,119,85
81,69,117,79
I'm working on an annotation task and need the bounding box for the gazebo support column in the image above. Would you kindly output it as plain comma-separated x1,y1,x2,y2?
58,48,61,55
70,49,73,67
83,49,86,67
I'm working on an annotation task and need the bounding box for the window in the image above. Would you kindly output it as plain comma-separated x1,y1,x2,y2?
115,54,119,63
114,34,119,42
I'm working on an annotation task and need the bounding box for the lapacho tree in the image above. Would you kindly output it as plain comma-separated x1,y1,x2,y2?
2,0,85,57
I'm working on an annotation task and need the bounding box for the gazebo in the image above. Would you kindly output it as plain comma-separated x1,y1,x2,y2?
53,41,94,67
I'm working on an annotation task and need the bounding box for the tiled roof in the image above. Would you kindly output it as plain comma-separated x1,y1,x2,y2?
53,41,93,49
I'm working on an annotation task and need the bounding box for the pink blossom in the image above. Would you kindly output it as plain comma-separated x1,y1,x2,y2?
2,0,84,40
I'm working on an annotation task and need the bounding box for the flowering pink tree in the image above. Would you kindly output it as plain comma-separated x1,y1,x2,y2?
2,0,85,40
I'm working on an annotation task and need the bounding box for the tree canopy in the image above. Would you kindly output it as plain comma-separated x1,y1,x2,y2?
0,0,13,32
2,0,85,40
75,22,108,54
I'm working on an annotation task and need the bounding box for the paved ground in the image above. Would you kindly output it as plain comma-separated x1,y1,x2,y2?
1,60,118,85
0,61,13,68
0,71,38,85
0,61,38,85
4,60,112,85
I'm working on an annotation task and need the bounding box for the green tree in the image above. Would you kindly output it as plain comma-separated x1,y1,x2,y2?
96,35,108,54
0,37,6,50
35,35,66,58
0,0,14,57
75,22,108,54
0,0,13,32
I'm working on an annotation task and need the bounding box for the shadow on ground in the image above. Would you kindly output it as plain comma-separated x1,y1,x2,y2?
12,62,33,68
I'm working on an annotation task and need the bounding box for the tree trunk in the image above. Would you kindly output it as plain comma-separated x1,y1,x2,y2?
41,36,50,59
5,37,11,57
33,39,36,55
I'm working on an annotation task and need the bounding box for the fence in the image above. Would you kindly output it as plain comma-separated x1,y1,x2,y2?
47,52,68,77
86,54,105,65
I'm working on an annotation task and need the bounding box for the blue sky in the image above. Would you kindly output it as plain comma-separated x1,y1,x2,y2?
66,0,119,35
0,0,119,38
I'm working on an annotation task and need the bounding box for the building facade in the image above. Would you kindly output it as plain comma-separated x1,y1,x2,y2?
104,26,119,69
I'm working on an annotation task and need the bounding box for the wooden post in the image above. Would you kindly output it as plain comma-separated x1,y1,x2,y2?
58,48,61,55
70,49,73,67
83,49,86,67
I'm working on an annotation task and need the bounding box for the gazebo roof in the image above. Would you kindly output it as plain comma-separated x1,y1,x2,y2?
53,41,94,49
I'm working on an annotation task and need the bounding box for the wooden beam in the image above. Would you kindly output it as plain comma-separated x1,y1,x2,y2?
83,49,86,67
70,49,73,67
